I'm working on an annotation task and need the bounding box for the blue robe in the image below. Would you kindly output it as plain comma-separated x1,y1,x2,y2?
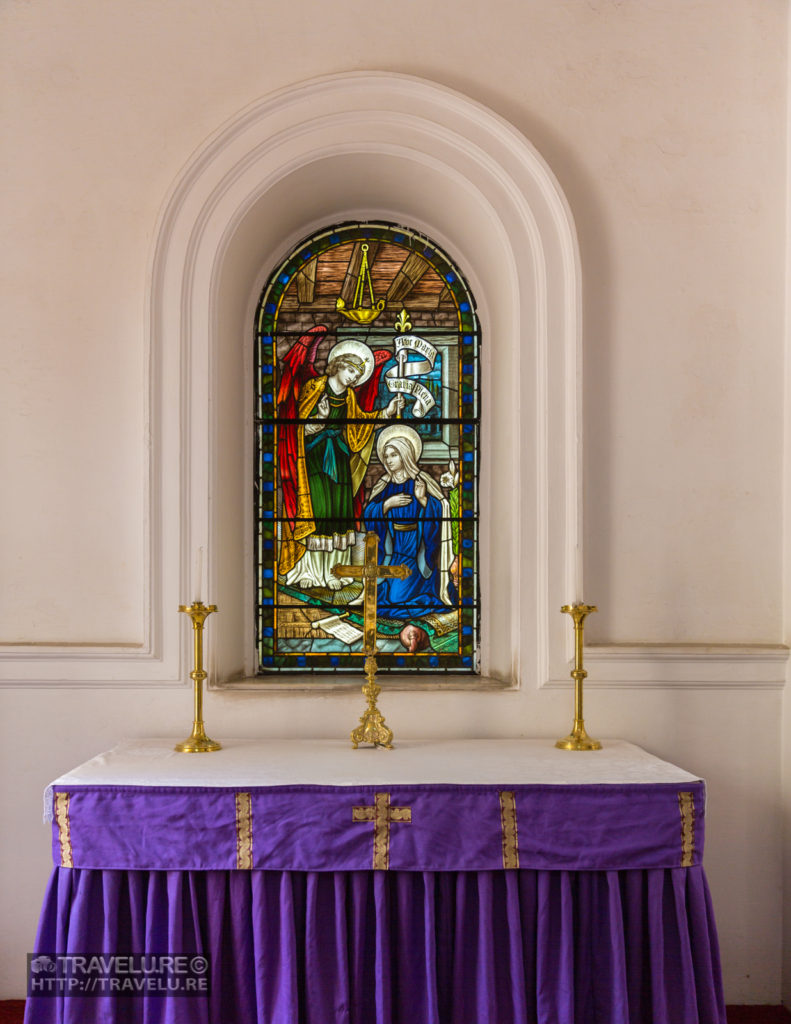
363,479,447,617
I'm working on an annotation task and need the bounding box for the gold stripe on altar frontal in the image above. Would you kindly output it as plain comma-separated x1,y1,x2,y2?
235,792,253,870
499,791,520,870
678,791,695,867
54,792,73,869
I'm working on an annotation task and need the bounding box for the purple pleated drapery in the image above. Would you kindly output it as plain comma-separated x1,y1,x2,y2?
25,862,725,1024
27,741,727,1023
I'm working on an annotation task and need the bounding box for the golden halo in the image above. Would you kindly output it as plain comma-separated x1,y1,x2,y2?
376,424,423,464
326,340,375,386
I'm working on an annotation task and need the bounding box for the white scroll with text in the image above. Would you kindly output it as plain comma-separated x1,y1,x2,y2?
383,334,439,417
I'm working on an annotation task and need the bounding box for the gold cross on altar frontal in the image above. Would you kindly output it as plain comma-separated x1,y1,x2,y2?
331,531,410,749
352,793,412,870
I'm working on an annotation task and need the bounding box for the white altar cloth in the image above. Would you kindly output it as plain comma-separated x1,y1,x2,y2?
45,737,701,820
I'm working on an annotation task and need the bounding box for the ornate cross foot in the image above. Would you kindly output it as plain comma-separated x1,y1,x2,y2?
331,532,410,749
352,792,412,869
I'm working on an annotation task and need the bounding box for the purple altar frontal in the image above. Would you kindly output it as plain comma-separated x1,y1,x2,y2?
48,782,704,873
27,739,725,1024
44,738,704,873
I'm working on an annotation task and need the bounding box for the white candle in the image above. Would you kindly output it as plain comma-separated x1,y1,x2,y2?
195,547,204,604
575,541,583,605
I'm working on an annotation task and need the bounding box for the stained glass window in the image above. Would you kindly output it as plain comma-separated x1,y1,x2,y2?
254,222,480,674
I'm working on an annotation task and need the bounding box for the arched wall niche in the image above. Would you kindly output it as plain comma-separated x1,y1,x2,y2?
193,74,582,688
2,72,581,685
219,161,517,682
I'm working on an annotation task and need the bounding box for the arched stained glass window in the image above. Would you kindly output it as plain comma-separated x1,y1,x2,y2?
254,222,480,675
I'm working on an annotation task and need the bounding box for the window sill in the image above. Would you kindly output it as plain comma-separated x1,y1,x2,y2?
214,672,516,693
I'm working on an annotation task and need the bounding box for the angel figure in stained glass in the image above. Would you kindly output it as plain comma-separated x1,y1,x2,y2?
277,326,404,590
362,425,455,617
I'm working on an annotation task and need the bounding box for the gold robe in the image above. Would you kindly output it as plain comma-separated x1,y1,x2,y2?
279,377,380,577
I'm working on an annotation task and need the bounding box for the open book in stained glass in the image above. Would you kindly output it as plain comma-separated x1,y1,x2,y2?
255,223,480,674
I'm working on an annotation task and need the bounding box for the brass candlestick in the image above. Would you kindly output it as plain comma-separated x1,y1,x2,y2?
175,601,221,753
331,532,410,749
556,603,602,751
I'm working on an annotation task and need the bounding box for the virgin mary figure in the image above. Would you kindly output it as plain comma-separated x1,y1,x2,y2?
363,425,454,617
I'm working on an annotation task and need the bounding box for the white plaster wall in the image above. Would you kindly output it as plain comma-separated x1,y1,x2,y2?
782,9,791,1009
1,0,788,1006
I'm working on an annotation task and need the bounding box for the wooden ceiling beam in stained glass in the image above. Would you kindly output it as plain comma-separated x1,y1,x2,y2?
386,252,430,305
436,286,453,308
296,257,317,304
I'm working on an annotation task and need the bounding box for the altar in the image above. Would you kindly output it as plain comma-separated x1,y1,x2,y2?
25,738,726,1024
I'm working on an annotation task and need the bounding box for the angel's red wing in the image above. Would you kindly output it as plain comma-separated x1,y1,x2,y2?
277,325,324,409
277,326,325,527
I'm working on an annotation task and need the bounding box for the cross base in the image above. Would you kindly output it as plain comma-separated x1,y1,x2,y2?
351,656,394,749
333,533,408,750
351,709,394,750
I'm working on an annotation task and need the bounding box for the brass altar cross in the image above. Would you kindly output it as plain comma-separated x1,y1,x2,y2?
331,531,410,748
352,792,412,870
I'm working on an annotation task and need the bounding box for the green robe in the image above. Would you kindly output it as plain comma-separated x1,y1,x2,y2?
278,376,379,577
304,386,354,536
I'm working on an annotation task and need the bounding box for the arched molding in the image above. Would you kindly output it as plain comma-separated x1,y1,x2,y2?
1,73,582,686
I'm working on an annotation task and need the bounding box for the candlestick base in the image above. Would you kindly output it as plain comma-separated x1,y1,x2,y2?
175,725,222,753
555,721,601,751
